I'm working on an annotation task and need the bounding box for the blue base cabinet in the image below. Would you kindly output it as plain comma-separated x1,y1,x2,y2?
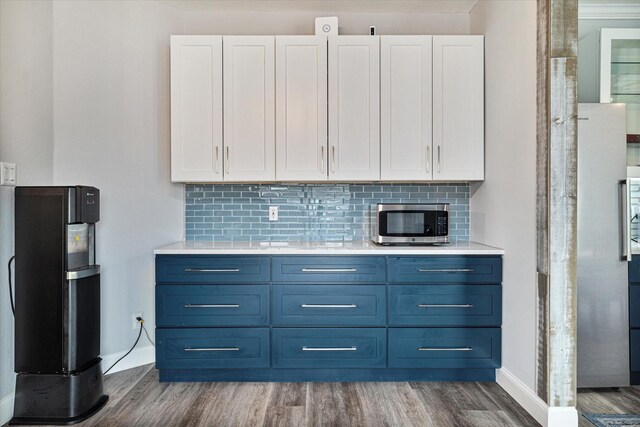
630,258,640,384
155,254,502,382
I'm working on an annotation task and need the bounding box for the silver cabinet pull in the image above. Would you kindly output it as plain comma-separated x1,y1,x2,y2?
621,179,632,261
301,268,357,273
331,146,336,174
184,268,240,273
320,145,325,174
302,346,357,352
437,145,441,173
418,347,472,351
225,146,230,174
301,304,357,309
184,347,239,352
418,304,473,308
184,304,240,308
417,268,474,273
215,146,220,174
426,146,431,173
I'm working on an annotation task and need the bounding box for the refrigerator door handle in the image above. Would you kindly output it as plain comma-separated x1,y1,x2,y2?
66,265,101,280
621,179,632,262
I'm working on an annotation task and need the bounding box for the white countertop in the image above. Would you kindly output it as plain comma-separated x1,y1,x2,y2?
154,241,504,255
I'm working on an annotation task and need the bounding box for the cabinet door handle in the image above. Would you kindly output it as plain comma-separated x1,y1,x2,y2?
301,304,357,309
437,145,441,173
426,146,430,173
215,146,220,174
184,268,241,273
184,304,240,308
418,304,473,308
418,347,472,352
184,347,240,352
331,146,336,174
320,146,325,174
302,346,357,352
301,268,357,273
225,146,230,174
417,268,474,273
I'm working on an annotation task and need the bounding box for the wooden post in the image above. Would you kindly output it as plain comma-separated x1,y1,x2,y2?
536,0,579,423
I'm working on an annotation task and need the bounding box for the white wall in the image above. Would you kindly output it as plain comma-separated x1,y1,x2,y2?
183,9,469,35
51,0,184,372
469,0,538,398
0,1,54,422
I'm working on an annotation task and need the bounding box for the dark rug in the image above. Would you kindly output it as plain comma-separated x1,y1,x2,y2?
584,414,640,427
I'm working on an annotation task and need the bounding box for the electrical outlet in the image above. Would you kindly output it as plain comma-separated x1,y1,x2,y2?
132,312,143,329
0,162,16,186
269,206,278,221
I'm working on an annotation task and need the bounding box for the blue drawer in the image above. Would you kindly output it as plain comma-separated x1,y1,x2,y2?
629,257,640,284
272,328,386,368
389,285,501,326
272,285,386,326
156,285,269,327
632,330,640,372
631,286,640,328
388,328,501,369
272,256,386,283
156,328,269,369
388,256,502,284
156,256,270,284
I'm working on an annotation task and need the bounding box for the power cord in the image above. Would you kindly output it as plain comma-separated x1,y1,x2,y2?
103,317,144,375
7,256,15,316
141,322,155,347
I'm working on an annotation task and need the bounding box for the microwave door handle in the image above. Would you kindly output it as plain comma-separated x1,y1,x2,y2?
621,179,632,262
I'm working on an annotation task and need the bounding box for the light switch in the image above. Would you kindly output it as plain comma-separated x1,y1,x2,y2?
0,162,16,186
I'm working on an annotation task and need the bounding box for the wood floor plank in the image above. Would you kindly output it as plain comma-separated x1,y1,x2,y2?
306,382,366,427
195,382,273,427
263,382,307,427
354,382,434,427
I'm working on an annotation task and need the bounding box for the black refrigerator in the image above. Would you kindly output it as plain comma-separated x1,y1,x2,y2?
11,186,108,425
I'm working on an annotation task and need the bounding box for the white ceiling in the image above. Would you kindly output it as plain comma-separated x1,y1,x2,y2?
158,0,480,13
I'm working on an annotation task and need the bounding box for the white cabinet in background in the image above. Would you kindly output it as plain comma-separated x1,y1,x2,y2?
223,36,276,181
275,36,328,181
433,36,484,181
328,36,380,181
170,36,222,182
380,36,433,181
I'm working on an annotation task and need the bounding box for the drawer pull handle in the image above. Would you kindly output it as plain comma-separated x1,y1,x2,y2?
417,268,474,273
301,304,357,309
184,268,241,273
184,304,240,308
302,346,357,352
418,304,474,308
301,268,357,273
418,347,473,352
184,347,240,352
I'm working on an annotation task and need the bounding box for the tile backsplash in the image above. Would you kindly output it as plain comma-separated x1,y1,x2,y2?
185,183,469,242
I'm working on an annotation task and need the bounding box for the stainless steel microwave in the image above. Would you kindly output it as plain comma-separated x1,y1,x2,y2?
370,203,449,245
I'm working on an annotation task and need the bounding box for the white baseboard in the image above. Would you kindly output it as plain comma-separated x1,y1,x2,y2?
101,345,155,375
548,406,578,427
496,368,550,426
0,392,15,426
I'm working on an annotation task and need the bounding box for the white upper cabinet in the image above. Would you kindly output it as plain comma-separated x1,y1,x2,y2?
223,36,276,182
170,36,223,182
380,36,433,181
275,36,328,181
432,36,484,181
328,36,380,181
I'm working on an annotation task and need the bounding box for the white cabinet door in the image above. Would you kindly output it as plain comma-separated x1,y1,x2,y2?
380,36,432,181
223,36,275,182
433,36,484,181
275,36,328,181
170,36,223,182
328,36,380,181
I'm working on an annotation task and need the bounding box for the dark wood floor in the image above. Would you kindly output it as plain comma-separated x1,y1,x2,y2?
26,364,537,427
577,386,640,427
